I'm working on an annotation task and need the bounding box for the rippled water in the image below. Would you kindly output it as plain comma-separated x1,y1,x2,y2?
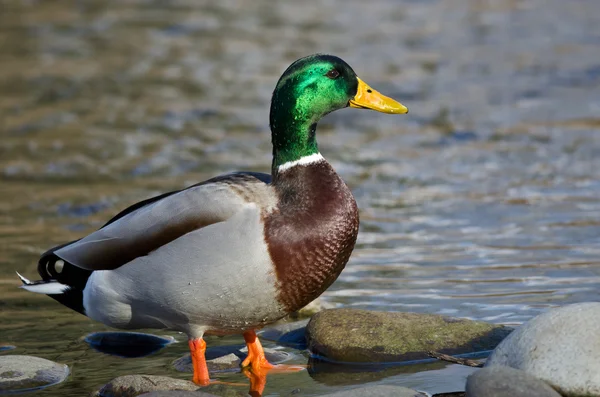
2,0,600,395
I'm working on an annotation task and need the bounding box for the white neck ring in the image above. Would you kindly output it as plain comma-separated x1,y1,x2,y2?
277,152,325,172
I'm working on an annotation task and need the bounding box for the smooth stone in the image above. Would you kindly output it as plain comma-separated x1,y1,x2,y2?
0,355,69,393
204,353,241,371
259,319,309,349
306,309,512,363
310,358,477,393
318,385,426,396
97,375,198,397
485,302,600,396
172,344,289,373
466,366,561,397
85,332,175,358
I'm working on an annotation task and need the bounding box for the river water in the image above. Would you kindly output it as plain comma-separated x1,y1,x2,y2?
1,0,600,396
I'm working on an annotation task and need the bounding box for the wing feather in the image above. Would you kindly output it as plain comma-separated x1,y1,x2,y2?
54,173,273,271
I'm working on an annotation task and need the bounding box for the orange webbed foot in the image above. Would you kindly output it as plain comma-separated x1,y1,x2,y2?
241,330,274,370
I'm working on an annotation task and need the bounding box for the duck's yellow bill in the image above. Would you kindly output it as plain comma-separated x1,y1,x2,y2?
349,77,408,114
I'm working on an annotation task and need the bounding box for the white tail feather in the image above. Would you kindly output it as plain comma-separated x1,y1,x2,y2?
16,271,32,285
16,271,70,294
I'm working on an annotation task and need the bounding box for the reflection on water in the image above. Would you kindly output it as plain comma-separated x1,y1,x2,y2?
1,0,600,395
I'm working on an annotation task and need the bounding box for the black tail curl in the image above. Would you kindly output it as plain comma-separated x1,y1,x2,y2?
37,240,92,315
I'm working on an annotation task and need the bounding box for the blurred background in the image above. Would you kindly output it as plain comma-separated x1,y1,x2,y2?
1,0,600,395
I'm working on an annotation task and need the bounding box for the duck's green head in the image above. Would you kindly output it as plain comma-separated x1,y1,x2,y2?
270,54,408,169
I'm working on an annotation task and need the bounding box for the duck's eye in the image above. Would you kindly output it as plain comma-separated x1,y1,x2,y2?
326,69,340,79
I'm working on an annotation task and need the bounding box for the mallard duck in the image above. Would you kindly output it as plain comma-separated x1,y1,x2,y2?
17,54,407,388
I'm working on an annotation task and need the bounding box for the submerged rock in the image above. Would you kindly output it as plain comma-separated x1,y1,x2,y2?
172,353,240,373
485,302,600,397
466,366,561,397
318,384,426,396
308,357,446,386
306,309,511,363
172,344,289,373
0,355,69,393
96,375,198,397
204,353,241,371
308,357,476,389
85,332,175,358
259,319,309,349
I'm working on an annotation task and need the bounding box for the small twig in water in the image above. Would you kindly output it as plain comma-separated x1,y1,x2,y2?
427,351,484,368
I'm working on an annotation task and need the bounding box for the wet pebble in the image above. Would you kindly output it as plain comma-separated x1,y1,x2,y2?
0,355,69,393
318,384,426,396
466,366,561,397
309,356,477,390
95,375,198,397
485,302,600,396
306,309,512,363
172,345,289,373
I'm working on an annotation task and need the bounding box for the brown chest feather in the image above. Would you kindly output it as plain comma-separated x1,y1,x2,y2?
264,161,359,312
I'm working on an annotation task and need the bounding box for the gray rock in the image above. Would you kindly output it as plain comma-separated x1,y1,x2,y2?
204,353,241,370
172,344,289,373
0,355,69,393
466,367,561,397
485,302,600,396
306,309,512,363
259,319,309,349
97,375,198,397
318,385,426,396
309,357,476,389
141,392,218,397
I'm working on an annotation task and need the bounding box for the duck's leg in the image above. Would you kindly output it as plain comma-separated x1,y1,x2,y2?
241,330,272,396
188,337,210,386
241,330,274,370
